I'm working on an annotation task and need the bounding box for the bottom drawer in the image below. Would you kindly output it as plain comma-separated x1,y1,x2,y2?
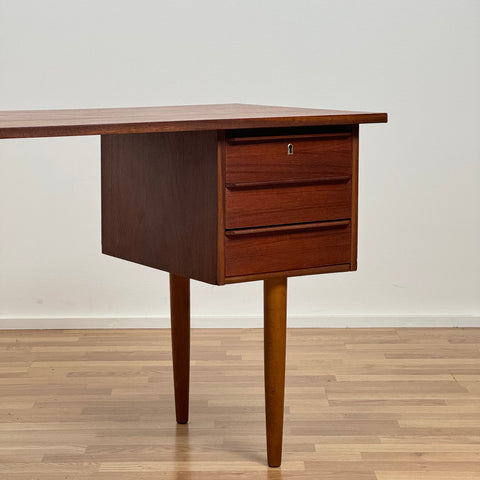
225,220,351,278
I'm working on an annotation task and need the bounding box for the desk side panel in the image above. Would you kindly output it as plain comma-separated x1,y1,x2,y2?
350,125,359,270
101,131,219,284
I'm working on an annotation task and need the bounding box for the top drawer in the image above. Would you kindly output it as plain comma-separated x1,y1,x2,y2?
225,131,353,187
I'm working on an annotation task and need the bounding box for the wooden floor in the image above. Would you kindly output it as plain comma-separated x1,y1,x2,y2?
0,328,479,479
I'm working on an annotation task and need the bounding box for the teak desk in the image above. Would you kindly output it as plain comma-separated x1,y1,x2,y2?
0,104,387,466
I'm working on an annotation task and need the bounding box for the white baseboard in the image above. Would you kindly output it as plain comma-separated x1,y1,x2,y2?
0,315,479,330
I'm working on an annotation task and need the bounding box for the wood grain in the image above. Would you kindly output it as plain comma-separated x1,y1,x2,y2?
225,220,351,237
225,130,353,186
224,264,351,284
169,274,190,424
216,131,227,285
101,131,219,284
224,221,351,278
350,125,360,270
264,277,288,467
225,181,352,229
0,327,479,478
0,104,387,139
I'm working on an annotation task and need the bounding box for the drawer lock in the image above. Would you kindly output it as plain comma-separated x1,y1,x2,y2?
287,143,293,155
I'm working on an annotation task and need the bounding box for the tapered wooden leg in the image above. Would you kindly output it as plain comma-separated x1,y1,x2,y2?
264,276,287,467
170,273,190,424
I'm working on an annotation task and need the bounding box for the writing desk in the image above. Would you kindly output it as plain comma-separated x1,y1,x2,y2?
0,104,387,466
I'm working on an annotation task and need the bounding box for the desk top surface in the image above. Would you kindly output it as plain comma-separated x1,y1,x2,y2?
0,103,387,139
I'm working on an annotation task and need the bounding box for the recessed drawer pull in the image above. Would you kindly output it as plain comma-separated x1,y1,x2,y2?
226,220,350,238
227,132,352,144
226,175,351,190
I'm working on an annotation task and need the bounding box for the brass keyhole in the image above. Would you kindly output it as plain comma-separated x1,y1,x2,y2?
287,144,293,155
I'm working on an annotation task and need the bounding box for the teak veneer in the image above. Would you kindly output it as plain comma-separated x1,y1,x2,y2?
0,103,387,467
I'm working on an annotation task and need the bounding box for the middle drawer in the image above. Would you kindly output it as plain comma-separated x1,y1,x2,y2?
225,181,352,229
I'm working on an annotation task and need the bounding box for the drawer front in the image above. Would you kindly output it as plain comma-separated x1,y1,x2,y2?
225,180,352,229
226,133,352,186
225,221,351,278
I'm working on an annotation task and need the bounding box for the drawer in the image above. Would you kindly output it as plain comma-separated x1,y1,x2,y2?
225,132,353,186
225,220,351,278
225,179,352,229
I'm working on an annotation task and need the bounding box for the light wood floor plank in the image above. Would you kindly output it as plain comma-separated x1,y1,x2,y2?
0,327,479,478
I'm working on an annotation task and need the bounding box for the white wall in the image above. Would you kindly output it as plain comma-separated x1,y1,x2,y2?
1,0,479,328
